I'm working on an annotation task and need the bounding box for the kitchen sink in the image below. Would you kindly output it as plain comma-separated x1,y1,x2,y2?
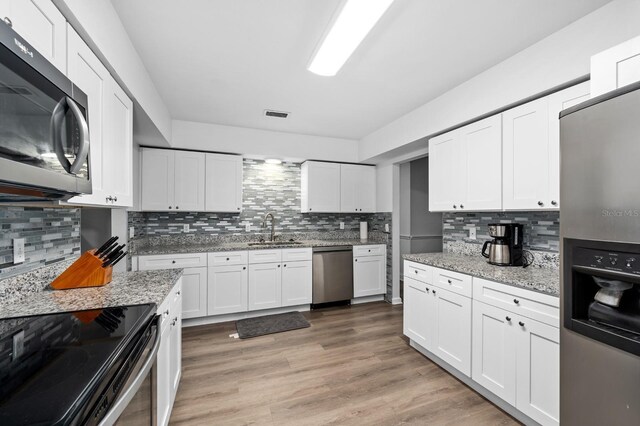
247,241,303,246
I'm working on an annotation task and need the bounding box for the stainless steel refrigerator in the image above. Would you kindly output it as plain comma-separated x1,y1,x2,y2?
560,81,640,425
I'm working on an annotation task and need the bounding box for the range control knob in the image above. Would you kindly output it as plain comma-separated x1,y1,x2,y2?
594,256,603,264
626,258,636,269
609,257,618,266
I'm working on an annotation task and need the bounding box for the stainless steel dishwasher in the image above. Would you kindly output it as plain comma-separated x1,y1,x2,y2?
312,246,353,307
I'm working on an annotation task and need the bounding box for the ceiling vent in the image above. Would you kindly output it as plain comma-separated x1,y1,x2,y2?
264,110,289,119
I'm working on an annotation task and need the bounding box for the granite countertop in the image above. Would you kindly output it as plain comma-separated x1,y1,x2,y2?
403,252,559,297
0,268,183,320
133,238,385,256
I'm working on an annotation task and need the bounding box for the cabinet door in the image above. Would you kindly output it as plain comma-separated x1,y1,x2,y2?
102,77,133,207
301,161,341,212
591,35,640,97
174,151,205,211
340,164,360,213
340,164,376,213
207,265,248,315
141,149,175,211
403,277,435,351
181,267,207,319
353,255,385,297
461,115,502,211
248,262,282,311
169,310,181,406
516,317,560,426
205,153,243,212
433,287,472,377
66,26,109,206
472,301,517,406
547,82,590,209
428,130,463,212
7,0,67,72
502,98,550,210
156,325,171,426
281,260,312,306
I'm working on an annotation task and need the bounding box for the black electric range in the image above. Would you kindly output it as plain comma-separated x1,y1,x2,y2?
0,303,157,425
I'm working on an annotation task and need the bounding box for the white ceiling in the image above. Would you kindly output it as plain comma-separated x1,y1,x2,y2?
111,0,610,140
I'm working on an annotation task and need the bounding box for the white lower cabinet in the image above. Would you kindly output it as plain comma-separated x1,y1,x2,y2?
432,286,472,377
180,267,207,319
515,315,560,426
281,260,312,306
472,300,517,405
248,263,282,311
353,245,387,298
403,261,559,426
403,276,435,351
156,278,182,426
207,264,248,315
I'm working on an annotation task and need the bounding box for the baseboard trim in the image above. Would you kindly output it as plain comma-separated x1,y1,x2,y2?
351,294,384,305
391,297,403,305
408,340,541,426
183,305,310,327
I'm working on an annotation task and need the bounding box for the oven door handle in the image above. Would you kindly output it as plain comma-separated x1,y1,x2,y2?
572,265,640,284
98,316,161,426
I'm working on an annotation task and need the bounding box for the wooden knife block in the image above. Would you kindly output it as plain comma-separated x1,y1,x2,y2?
51,250,113,290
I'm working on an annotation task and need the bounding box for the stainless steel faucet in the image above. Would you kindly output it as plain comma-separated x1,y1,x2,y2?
262,212,276,242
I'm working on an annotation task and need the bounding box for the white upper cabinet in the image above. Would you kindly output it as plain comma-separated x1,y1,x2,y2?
66,26,133,207
429,114,501,212
174,151,205,211
547,82,589,208
591,35,640,97
461,115,502,211
141,148,175,211
141,149,205,211
428,129,463,212
502,97,550,210
102,77,133,207
301,161,341,213
205,153,243,213
340,164,376,213
1,0,67,72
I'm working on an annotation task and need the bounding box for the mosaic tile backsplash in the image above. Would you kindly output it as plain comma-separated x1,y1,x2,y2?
0,207,80,279
443,211,560,253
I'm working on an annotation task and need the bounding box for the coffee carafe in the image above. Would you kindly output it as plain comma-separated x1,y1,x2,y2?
481,223,525,266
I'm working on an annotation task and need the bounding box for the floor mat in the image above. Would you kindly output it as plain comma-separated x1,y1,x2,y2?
235,311,310,339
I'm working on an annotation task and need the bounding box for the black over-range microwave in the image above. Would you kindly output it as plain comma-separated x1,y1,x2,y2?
0,20,91,201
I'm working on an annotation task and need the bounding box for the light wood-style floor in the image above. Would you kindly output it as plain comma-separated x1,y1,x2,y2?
170,302,519,425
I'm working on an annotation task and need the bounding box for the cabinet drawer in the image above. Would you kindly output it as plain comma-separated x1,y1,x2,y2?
248,249,282,264
433,267,472,298
473,277,559,327
208,251,248,266
353,244,386,257
403,260,432,284
138,253,207,270
282,247,312,262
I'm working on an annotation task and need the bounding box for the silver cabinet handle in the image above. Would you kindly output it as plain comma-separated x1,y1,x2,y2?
460,204,464,209
432,289,436,294
453,205,457,209
513,298,520,304
176,290,181,296
113,196,117,202
169,206,172,209
505,316,511,322
537,201,544,206
551,200,558,206
176,206,179,209
519,321,525,327
447,279,452,284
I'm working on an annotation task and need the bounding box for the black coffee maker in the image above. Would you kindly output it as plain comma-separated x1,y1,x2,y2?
481,223,525,266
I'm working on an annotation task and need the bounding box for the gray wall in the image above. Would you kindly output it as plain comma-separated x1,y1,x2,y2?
0,207,80,279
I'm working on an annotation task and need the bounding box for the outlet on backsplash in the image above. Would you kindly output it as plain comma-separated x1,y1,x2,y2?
340,222,344,230
183,224,189,232
468,227,476,240
245,222,251,232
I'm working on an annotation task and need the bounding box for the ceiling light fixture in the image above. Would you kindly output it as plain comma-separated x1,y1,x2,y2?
265,159,282,165
308,0,394,77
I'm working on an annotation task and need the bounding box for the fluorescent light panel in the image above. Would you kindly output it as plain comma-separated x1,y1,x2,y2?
308,0,394,76
265,158,282,165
